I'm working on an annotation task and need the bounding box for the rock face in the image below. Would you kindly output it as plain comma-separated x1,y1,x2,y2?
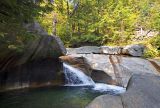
59,56,92,76
86,74,160,108
0,59,64,91
60,54,159,87
1,21,66,71
61,45,159,87
17,35,66,66
67,44,144,57
0,21,66,91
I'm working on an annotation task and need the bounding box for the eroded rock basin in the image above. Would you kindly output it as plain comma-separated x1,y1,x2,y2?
0,45,160,108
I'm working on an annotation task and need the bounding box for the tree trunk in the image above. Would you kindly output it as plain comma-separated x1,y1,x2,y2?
53,14,57,35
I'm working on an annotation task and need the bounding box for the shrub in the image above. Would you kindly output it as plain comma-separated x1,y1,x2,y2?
143,36,160,58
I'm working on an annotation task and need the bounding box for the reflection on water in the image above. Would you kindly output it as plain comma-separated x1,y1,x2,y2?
0,86,113,108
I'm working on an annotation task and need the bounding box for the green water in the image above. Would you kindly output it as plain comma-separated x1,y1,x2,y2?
0,86,108,108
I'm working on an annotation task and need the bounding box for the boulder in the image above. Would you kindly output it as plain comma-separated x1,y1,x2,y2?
0,35,66,91
0,21,66,91
86,74,160,108
122,44,144,57
0,35,66,71
17,35,66,65
0,21,66,71
122,74,160,108
60,54,159,87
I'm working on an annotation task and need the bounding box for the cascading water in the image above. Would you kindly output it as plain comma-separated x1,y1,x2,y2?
63,63,95,86
63,63,126,94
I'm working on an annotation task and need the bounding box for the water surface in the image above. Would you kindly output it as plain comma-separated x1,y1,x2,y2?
0,86,114,108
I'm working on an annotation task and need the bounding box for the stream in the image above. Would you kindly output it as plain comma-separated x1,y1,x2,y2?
0,63,125,108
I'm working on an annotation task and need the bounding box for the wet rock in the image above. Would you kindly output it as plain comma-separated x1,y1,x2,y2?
0,35,66,90
60,54,159,87
86,74,160,108
0,59,64,91
59,56,92,76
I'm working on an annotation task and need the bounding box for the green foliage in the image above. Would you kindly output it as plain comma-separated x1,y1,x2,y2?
0,0,160,58
139,35,160,58
37,0,160,49
143,44,159,58
144,36,160,58
68,34,102,47
150,36,160,50
0,0,51,53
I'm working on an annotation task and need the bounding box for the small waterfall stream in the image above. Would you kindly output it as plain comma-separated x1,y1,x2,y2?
63,63,126,93
63,63,95,86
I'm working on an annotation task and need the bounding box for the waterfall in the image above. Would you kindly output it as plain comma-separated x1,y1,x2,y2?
63,63,126,93
63,63,95,86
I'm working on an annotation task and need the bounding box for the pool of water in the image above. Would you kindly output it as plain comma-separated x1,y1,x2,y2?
0,86,121,108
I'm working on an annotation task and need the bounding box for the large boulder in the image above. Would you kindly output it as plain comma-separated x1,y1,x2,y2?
0,21,66,71
122,74,160,108
0,21,66,91
60,54,159,87
17,35,66,65
86,74,160,108
0,35,66,71
0,35,66,91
